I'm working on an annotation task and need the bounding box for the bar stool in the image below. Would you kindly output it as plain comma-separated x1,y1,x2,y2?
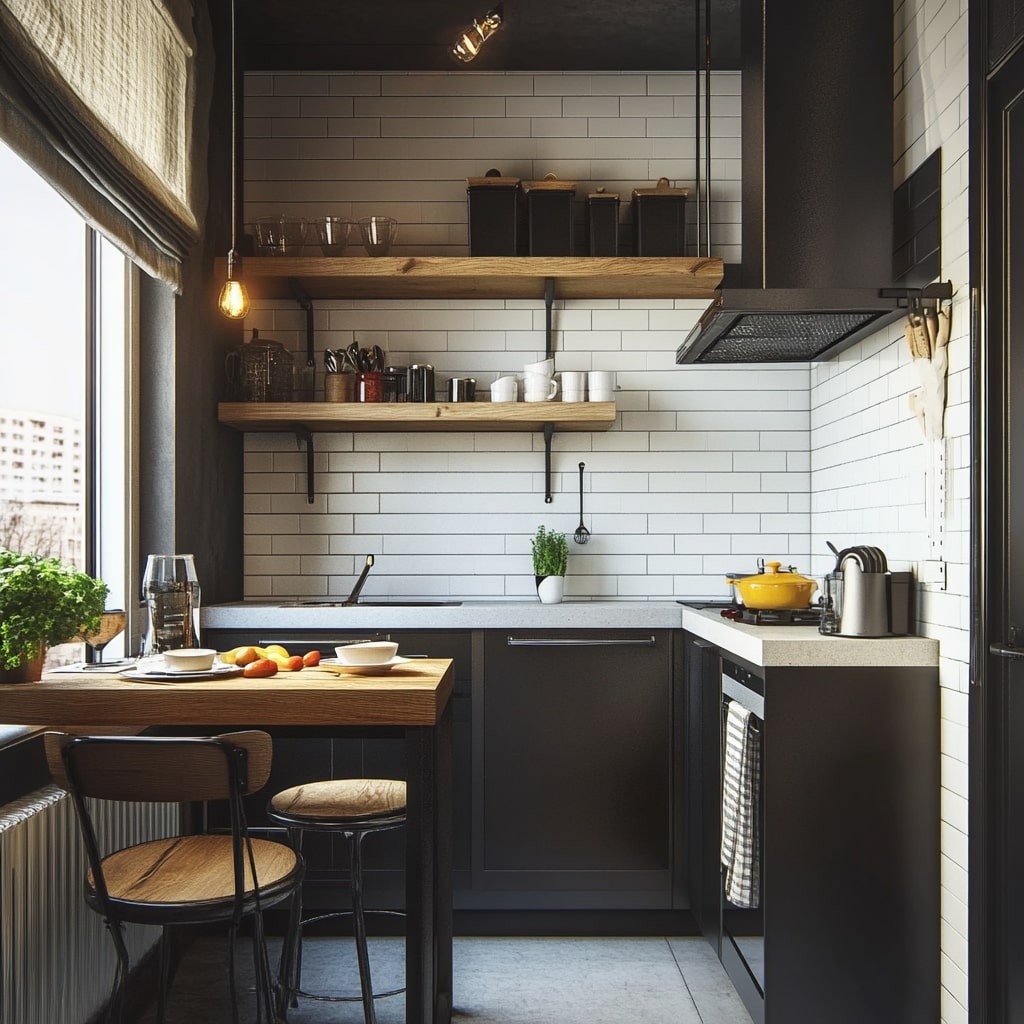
267,778,406,1024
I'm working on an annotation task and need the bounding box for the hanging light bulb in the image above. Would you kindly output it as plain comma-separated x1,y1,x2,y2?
218,0,250,319
451,5,504,64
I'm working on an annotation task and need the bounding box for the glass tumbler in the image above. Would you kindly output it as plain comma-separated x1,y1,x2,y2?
142,554,201,654
818,571,843,635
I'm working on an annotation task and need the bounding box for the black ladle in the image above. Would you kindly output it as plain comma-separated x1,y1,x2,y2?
574,462,590,544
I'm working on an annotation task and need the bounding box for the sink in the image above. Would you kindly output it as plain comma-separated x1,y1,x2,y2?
293,599,462,607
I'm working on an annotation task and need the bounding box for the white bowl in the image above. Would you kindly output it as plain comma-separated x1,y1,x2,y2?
162,648,217,672
335,641,399,665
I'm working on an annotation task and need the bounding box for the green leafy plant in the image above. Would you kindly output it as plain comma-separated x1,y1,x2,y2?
0,550,108,670
531,526,568,577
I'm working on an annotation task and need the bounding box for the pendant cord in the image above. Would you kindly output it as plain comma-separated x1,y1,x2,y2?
229,0,239,255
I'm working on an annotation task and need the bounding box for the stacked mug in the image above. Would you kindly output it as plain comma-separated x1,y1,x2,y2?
524,359,558,402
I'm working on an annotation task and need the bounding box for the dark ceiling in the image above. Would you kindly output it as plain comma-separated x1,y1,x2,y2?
240,0,743,73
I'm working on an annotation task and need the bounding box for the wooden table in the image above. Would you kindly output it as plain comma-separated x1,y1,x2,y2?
0,659,455,1024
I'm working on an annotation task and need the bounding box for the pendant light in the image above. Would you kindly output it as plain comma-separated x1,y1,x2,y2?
451,5,504,64
218,0,250,319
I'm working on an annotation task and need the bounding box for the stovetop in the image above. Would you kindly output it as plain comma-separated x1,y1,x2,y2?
678,600,822,627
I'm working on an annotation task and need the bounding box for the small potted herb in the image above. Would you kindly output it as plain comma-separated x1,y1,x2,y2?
531,526,568,604
0,550,108,682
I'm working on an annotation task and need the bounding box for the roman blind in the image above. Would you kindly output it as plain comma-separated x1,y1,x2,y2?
0,0,206,291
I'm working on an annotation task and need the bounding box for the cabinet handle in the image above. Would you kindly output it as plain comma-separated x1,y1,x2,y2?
989,642,1024,661
506,636,656,647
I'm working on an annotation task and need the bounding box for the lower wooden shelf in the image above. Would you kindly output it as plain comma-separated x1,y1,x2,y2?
217,401,617,433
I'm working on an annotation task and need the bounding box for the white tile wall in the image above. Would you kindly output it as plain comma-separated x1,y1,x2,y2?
241,35,971,1020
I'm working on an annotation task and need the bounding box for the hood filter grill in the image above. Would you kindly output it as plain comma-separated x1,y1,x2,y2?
687,310,894,363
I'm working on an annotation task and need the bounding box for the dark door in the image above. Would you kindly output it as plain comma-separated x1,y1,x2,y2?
977,40,1024,1023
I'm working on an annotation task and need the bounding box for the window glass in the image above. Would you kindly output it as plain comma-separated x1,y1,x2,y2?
0,140,131,664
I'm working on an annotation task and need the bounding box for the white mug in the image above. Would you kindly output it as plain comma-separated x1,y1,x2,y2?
588,370,616,393
491,375,518,402
524,358,554,377
560,371,587,394
524,373,558,402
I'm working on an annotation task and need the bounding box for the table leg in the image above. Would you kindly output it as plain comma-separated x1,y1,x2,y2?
406,702,453,1024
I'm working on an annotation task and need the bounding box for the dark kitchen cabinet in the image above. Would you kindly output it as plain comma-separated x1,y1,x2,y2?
473,629,680,911
683,630,939,1024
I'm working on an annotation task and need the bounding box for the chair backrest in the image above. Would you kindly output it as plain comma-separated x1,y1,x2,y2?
44,731,273,803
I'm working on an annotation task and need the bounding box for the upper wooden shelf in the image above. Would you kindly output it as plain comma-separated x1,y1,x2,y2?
217,401,617,433
219,255,724,301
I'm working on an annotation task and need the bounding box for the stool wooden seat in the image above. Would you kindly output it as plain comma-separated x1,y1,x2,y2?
268,778,407,1024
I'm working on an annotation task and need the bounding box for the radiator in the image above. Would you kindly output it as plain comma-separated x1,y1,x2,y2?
0,784,179,1024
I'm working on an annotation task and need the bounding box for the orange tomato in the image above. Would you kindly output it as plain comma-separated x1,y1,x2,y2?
285,655,305,672
243,658,278,678
302,650,321,667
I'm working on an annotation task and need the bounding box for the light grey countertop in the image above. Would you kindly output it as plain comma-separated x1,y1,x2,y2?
203,599,688,632
680,606,940,668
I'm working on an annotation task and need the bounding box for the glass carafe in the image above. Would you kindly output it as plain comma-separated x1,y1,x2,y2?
142,554,201,654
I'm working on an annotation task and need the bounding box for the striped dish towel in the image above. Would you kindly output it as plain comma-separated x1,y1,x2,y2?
721,700,761,909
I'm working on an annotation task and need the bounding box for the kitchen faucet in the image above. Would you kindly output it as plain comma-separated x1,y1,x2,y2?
343,554,375,606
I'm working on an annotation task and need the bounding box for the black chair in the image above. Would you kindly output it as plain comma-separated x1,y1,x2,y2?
45,730,304,1024
267,777,406,1024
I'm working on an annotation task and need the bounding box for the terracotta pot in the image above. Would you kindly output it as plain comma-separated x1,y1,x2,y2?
0,646,45,683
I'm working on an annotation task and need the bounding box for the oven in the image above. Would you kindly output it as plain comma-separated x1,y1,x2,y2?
720,658,765,1015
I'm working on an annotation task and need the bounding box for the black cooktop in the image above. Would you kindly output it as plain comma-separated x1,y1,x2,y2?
678,600,821,627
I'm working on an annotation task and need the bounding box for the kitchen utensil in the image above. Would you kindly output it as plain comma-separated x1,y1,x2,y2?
324,348,340,374
523,373,558,402
372,345,385,372
574,462,590,544
359,216,398,256
727,561,818,609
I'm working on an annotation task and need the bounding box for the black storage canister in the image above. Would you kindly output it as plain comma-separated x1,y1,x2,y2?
632,177,689,256
586,189,620,256
467,171,522,256
523,174,577,256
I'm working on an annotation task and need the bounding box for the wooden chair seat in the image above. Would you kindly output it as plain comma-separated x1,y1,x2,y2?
91,835,299,915
269,778,406,824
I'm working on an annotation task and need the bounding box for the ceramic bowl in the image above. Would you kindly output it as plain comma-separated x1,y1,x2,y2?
335,640,399,665
163,648,217,672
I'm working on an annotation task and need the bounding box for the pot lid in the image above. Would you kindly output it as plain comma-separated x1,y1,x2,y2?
632,177,689,199
728,561,815,586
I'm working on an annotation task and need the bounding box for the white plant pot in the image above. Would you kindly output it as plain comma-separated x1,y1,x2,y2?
536,575,564,604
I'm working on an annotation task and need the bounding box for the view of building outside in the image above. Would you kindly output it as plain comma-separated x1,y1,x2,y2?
0,141,87,566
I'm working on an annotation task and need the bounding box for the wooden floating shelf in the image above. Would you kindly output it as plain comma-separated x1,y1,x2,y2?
217,401,618,433
217,255,724,301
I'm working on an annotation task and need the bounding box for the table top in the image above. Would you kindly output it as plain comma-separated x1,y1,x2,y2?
0,658,454,728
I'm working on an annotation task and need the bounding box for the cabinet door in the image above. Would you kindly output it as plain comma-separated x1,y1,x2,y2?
478,629,674,908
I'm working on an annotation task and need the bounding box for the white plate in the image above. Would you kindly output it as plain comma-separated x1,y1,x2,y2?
120,662,244,683
320,656,409,674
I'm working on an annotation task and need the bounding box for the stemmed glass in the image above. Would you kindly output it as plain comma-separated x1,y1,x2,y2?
79,609,127,666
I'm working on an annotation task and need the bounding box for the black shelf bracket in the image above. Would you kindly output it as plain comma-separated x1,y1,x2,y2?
295,428,315,504
544,277,555,361
289,279,317,391
543,422,554,503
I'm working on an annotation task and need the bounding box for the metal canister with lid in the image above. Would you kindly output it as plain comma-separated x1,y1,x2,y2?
632,177,689,256
408,364,435,402
224,328,294,402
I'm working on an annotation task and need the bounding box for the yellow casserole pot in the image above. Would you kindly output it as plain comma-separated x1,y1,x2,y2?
726,561,818,609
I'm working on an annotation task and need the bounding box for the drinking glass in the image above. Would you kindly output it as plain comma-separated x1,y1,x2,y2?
358,216,398,256
78,609,127,665
142,554,201,654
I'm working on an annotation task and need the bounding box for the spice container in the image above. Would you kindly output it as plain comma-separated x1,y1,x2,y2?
384,365,408,402
523,174,577,255
586,189,620,256
467,170,522,256
358,372,386,403
632,178,689,256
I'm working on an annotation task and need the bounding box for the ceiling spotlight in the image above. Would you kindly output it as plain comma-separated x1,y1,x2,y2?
451,5,504,64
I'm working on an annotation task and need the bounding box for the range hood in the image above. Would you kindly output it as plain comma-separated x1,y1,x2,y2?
677,0,903,365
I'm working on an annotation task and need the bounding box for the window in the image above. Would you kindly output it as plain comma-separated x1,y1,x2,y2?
0,141,134,662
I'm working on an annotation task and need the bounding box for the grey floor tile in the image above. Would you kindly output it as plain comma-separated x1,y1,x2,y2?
668,937,755,1024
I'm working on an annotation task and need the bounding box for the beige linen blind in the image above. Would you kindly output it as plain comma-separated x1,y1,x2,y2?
0,0,204,291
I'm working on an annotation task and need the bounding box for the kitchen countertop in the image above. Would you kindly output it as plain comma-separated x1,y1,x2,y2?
204,599,688,631
681,605,940,668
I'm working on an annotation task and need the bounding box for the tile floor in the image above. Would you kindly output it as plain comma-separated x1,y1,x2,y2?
140,934,755,1024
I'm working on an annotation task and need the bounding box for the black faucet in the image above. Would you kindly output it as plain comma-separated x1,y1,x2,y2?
343,554,375,606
